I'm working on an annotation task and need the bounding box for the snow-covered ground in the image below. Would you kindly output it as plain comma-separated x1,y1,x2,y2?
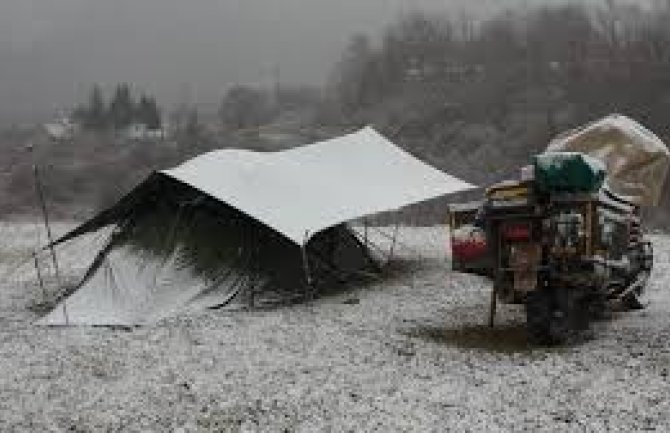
1,223,670,432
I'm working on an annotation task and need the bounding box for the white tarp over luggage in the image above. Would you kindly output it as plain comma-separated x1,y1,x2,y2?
162,126,475,244
39,127,475,326
545,114,670,206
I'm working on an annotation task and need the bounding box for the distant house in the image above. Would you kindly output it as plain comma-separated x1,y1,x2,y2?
568,40,667,79
43,115,77,141
120,123,166,141
404,56,485,83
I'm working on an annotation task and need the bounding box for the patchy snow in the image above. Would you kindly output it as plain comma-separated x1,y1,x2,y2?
1,223,670,432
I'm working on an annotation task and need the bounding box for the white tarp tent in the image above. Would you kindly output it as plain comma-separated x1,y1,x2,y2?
39,127,475,326
162,126,475,245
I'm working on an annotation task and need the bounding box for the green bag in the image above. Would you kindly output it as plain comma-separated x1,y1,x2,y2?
534,152,606,193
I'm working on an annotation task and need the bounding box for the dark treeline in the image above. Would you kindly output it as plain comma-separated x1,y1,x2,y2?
74,83,162,131
217,84,321,132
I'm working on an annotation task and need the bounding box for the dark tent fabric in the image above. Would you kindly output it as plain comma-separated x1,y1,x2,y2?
39,175,376,325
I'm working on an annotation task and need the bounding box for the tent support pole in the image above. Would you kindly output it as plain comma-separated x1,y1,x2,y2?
489,285,497,328
489,231,503,327
363,218,369,247
248,273,256,310
350,225,382,273
301,231,314,300
387,222,400,265
249,232,261,309
30,150,67,325
33,164,63,289
32,251,46,299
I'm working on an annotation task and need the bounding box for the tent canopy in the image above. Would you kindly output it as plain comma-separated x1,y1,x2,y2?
161,127,475,244
545,114,670,206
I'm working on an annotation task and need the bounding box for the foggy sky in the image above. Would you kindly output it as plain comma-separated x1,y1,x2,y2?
0,0,619,124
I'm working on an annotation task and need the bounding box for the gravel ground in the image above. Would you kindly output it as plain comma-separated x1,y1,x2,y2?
1,223,670,432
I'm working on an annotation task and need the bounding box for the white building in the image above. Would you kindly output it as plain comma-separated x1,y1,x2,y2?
43,113,77,141
120,123,166,141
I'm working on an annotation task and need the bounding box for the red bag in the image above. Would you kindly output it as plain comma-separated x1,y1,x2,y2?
452,226,488,261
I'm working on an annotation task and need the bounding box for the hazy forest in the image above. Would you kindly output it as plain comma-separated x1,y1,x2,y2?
2,1,670,225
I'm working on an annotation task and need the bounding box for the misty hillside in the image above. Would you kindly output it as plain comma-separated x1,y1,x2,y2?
0,0,624,125
1,1,670,228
